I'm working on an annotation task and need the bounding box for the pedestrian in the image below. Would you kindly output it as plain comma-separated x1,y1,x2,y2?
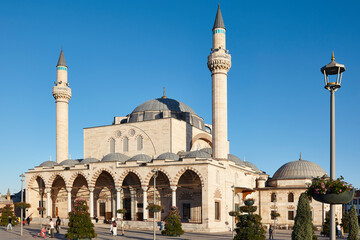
112,219,117,236
55,216,61,234
269,225,273,239
6,216,13,231
110,217,114,235
336,224,341,237
160,220,165,231
26,216,31,225
49,218,55,238
120,219,125,236
341,224,344,238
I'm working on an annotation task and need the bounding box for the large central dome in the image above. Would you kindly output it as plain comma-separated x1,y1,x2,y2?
132,98,196,115
272,159,327,180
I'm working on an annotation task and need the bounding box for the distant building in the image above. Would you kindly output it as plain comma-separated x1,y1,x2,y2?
0,189,14,214
344,190,360,215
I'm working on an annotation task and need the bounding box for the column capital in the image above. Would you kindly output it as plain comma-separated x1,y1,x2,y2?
66,187,72,192
142,186,148,192
45,188,51,193
89,187,95,192
116,187,123,192
170,185,177,191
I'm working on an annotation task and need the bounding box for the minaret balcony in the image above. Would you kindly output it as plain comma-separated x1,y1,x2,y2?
207,51,231,72
52,86,72,101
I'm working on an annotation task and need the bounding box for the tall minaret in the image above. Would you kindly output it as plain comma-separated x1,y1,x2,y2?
52,49,72,163
207,5,231,160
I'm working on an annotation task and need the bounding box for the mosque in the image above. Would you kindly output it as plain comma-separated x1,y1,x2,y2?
24,6,341,232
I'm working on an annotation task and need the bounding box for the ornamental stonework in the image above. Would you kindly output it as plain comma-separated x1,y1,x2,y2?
207,52,232,71
52,86,72,101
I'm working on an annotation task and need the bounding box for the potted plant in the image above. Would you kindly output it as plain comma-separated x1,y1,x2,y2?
116,208,127,219
37,206,46,217
146,204,163,212
271,211,280,219
306,176,354,204
229,211,239,217
15,202,31,209
244,198,255,206
65,199,97,240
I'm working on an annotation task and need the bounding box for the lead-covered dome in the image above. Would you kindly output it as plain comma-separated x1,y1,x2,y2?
157,152,180,161
272,159,327,180
39,161,58,167
102,153,129,163
132,98,196,114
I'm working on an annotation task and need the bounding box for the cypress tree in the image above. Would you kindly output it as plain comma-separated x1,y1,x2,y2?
0,204,18,226
292,193,313,240
348,205,359,240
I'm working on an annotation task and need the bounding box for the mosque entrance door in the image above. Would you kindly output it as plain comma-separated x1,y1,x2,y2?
99,203,105,217
124,198,131,220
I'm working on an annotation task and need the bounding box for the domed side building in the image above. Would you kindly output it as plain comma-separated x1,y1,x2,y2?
255,156,342,228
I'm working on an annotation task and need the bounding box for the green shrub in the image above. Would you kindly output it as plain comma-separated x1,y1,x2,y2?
0,204,18,226
348,205,359,240
161,206,184,236
292,193,313,240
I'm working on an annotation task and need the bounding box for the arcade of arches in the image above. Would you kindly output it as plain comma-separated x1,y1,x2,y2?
28,170,203,223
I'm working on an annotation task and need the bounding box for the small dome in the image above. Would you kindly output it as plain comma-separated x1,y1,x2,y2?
127,154,152,162
272,159,327,180
157,152,180,161
102,153,129,163
200,148,212,155
186,150,211,158
228,154,244,166
59,159,80,166
244,161,259,171
132,98,196,115
39,161,58,167
81,158,100,164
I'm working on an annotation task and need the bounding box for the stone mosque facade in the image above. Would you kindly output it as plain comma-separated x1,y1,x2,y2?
25,6,341,232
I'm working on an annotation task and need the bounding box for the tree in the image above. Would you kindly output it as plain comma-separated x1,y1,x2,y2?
65,199,97,239
161,206,184,236
0,204,18,226
348,205,359,240
292,193,313,240
234,199,265,240
342,211,350,233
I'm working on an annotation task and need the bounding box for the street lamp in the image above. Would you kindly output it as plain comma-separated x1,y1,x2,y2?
320,52,345,240
20,173,25,236
231,185,235,239
152,169,158,240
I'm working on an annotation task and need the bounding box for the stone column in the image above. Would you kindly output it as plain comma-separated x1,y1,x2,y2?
170,186,177,207
130,188,137,220
116,188,122,220
67,188,72,215
89,187,94,218
46,188,51,218
142,187,148,221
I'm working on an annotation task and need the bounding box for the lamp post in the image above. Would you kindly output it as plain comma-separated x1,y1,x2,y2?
152,169,158,240
231,185,235,238
20,173,25,236
320,52,346,240
273,193,277,237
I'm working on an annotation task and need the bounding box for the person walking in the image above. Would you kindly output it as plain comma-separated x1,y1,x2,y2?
26,216,31,225
336,224,341,237
49,218,55,238
112,219,117,236
6,216,13,231
55,216,61,234
269,225,273,239
120,219,125,236
110,218,114,235
341,224,344,238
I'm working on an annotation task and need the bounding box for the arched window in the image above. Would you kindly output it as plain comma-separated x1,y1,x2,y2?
109,138,115,153
123,137,129,152
288,193,294,202
271,193,277,202
137,135,143,151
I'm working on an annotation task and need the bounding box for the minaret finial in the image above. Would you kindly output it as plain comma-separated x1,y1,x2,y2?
299,152,302,160
57,48,67,67
162,87,167,99
331,51,335,61
213,3,225,30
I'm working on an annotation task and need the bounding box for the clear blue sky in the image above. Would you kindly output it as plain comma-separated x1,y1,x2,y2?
0,0,359,195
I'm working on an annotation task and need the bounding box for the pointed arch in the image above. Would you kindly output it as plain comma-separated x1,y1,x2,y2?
90,168,117,187
68,171,90,187
118,169,143,185
174,167,205,187
47,172,68,188
144,168,173,186
28,174,47,188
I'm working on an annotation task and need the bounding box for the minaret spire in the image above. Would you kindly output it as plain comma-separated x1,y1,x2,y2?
57,48,67,67
208,5,231,160
213,4,225,30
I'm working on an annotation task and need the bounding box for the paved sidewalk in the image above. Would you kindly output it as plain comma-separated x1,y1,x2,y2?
0,224,349,239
